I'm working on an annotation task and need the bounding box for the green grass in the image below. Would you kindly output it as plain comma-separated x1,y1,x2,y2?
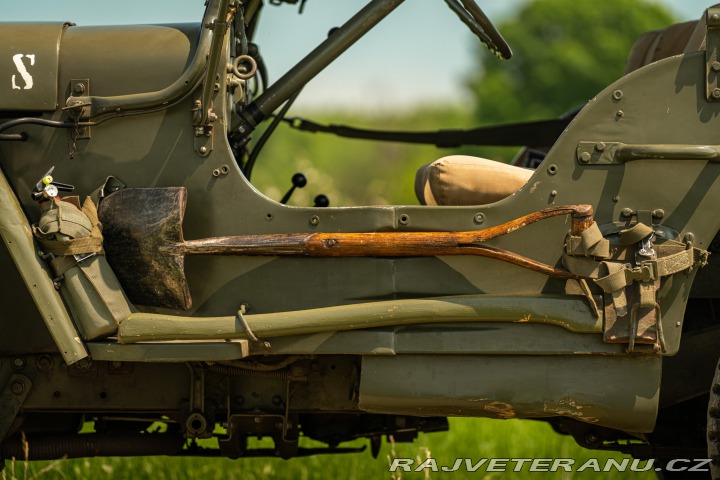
10,418,655,479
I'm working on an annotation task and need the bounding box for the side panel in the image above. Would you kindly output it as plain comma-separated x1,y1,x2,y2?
0,23,67,111
359,355,661,432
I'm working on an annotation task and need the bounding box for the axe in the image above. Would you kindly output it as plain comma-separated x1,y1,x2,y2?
97,187,592,310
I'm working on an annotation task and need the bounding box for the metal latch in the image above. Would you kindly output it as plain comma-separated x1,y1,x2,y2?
706,8,720,101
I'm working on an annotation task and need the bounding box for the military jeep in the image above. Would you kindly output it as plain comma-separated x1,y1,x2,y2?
0,0,719,476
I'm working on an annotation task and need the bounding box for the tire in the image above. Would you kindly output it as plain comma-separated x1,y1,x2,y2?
708,359,720,479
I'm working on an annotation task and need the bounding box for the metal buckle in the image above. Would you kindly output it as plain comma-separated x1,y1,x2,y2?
625,261,658,284
38,250,64,289
73,252,96,264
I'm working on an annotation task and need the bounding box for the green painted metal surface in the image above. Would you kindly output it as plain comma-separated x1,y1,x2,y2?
0,0,715,461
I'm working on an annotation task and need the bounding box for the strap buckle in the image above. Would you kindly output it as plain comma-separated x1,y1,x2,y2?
37,250,64,289
625,261,658,284
73,252,96,264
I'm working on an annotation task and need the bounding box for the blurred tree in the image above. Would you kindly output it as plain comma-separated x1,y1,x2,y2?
468,0,677,124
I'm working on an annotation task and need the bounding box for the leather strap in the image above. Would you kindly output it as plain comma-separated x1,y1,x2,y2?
282,115,575,148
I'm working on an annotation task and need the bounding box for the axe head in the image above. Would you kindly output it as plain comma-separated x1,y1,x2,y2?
98,187,192,310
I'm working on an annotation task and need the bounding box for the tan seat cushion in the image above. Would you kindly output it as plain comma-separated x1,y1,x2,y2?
624,19,702,74
415,155,534,206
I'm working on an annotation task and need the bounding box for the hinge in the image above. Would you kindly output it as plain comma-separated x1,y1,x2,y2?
67,79,91,139
706,8,720,101
0,374,32,443
192,98,215,158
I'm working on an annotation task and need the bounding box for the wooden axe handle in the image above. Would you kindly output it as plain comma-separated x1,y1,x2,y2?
161,205,592,266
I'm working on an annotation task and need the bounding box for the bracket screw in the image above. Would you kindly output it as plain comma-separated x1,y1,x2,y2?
713,89,720,99
474,213,485,224
11,381,24,395
36,354,53,371
652,209,665,219
584,433,599,446
595,142,606,152
620,208,634,218
309,215,320,226
578,152,591,163
611,90,623,101
199,146,208,154
73,83,85,94
713,61,720,72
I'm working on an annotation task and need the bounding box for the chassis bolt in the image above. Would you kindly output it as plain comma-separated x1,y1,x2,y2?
73,83,86,94
11,381,24,395
652,209,665,219
584,433,599,446
12,357,25,369
36,354,53,371
620,208,634,218
713,61,720,72
474,213,485,224
611,90,623,101
309,215,320,226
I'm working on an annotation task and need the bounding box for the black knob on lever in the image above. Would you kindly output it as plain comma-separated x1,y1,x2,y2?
279,173,307,204
313,194,330,208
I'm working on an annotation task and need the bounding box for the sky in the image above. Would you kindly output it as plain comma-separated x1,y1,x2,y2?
0,0,713,111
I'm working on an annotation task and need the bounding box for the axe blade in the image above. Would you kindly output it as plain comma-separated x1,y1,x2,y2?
98,187,192,310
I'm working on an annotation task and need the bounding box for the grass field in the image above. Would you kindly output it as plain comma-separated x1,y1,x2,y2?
8,418,657,480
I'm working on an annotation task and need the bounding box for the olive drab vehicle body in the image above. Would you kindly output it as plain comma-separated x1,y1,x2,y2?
0,0,719,472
